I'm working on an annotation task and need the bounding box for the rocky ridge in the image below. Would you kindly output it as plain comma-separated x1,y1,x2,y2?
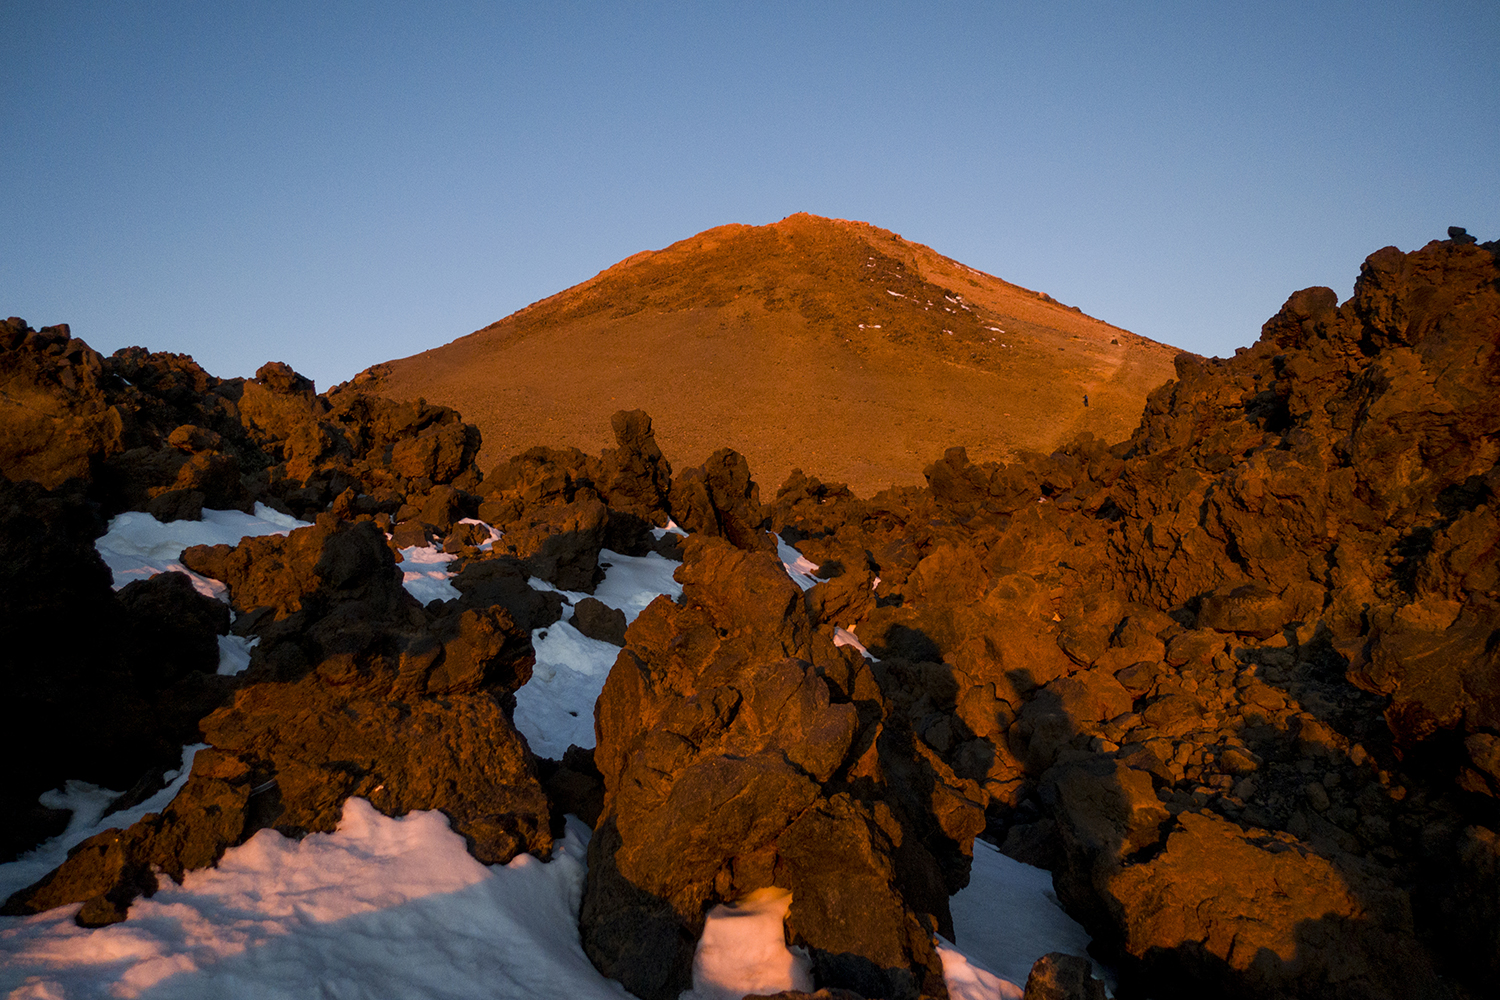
0,230,1496,1000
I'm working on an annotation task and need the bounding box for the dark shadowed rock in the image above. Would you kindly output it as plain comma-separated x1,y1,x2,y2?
572,597,628,646
1097,812,1442,1000
181,515,407,620
116,570,229,687
1022,953,1106,1000
494,497,608,592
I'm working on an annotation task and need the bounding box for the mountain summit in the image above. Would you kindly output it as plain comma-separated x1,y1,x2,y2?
358,214,1180,494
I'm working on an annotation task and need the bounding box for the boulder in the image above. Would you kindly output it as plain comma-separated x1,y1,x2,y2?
1022,953,1106,1000
1097,812,1443,1000
572,596,628,646
670,448,775,552
598,409,673,521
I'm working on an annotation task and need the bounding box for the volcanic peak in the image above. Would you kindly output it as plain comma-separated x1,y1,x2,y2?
361,214,1180,496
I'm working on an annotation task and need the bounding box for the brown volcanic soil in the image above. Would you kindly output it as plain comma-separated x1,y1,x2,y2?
359,213,1181,496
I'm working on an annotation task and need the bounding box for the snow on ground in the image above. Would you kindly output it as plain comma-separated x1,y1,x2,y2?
944,838,1107,996
516,550,683,760
514,616,619,760
0,795,1097,1000
95,506,311,674
1,513,1107,999
96,505,309,598
396,543,461,604
215,635,259,677
0,804,628,1000
832,626,874,660
683,888,812,1000
0,745,205,906
774,534,823,592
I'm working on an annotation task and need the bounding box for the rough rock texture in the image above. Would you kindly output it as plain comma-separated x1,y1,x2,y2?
755,235,1500,999
0,320,129,489
3,749,254,925
3,233,1498,1000
0,478,235,861
0,320,484,522
599,408,674,523
583,534,981,1000
670,448,777,551
1022,953,1106,1000
572,596,628,646
4,514,552,923
1094,812,1437,1000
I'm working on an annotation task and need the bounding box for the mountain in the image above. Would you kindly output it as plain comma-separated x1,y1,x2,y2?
357,213,1180,495
2,230,1497,1000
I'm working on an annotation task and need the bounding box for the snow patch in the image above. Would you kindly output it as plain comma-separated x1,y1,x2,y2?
215,635,259,676
96,504,310,595
515,618,621,759
833,626,873,660
515,549,684,759
937,941,1025,1000
774,535,823,592
0,745,205,904
946,838,1107,993
0,804,627,1000
396,543,460,604
684,888,812,1000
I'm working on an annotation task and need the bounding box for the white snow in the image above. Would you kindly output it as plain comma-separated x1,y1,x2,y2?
515,549,684,760
396,543,461,604
215,635,259,676
515,617,621,760
591,551,683,623
0,745,206,905
944,837,1107,995
937,942,1024,1000
683,888,812,1000
832,626,873,660
397,519,504,603
0,803,628,1000
96,504,310,596
774,535,823,592
1,512,1107,1000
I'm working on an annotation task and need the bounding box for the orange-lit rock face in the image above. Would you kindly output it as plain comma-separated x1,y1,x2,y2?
363,213,1180,497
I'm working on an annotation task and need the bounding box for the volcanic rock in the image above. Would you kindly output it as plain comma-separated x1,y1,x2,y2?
572,596,628,646
670,447,776,551
583,534,972,1000
1094,811,1439,1000
3,230,1498,1000
0,478,240,859
361,214,1179,497
1022,953,1106,1000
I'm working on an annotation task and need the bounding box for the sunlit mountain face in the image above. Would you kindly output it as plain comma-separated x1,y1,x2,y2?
360,213,1180,498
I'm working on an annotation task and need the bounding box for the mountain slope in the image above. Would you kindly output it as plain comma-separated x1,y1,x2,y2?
358,213,1181,495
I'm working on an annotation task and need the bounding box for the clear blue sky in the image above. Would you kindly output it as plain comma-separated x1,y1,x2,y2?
4,1,1496,390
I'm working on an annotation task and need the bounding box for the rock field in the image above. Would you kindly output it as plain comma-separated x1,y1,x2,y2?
2,232,1497,1000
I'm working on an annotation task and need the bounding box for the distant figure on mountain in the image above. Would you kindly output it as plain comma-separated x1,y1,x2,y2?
1083,394,1089,407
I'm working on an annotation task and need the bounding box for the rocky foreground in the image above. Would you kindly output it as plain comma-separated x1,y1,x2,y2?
2,232,1497,1000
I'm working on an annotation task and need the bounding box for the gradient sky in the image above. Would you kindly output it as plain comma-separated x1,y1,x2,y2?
4,1,1497,391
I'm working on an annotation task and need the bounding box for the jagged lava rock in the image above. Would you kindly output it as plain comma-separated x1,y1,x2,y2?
584,533,980,1000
